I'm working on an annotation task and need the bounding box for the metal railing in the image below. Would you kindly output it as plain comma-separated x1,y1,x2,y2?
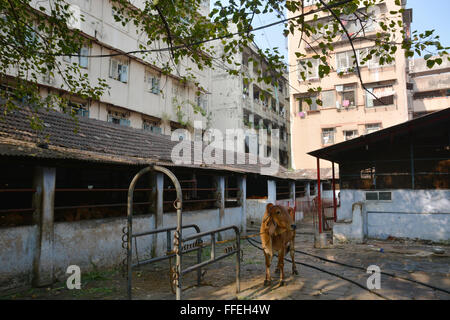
125,165,241,300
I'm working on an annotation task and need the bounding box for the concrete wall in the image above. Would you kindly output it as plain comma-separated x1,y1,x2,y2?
0,226,38,291
0,206,244,291
334,189,450,242
247,198,304,226
53,214,155,280
246,199,269,227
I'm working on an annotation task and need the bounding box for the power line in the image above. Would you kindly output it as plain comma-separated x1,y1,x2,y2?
51,0,354,59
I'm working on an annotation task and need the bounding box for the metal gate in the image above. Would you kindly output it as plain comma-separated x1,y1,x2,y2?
124,165,240,300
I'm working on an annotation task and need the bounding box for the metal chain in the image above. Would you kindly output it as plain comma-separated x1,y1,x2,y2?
121,226,128,278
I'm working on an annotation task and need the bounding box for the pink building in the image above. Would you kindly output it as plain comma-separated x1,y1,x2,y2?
288,0,413,172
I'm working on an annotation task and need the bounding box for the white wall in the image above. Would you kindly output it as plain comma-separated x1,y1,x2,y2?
0,225,38,291
247,199,269,226
0,205,244,291
334,189,450,242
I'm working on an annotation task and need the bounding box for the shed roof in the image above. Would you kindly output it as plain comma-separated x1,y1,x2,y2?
308,108,450,163
0,107,296,179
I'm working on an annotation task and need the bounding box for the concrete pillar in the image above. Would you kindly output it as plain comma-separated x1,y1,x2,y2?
305,182,311,200
32,167,56,287
151,172,164,256
289,181,296,208
267,180,276,204
215,176,225,229
237,175,247,236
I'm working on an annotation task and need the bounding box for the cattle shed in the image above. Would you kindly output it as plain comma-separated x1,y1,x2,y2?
308,107,450,243
0,107,301,291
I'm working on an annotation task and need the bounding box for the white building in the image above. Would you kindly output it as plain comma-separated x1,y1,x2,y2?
2,0,213,137
209,42,292,167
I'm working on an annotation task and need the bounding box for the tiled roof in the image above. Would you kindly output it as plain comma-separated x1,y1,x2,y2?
0,107,296,179
285,168,339,180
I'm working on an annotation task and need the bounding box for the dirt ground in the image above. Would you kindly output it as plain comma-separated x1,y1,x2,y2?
1,221,449,300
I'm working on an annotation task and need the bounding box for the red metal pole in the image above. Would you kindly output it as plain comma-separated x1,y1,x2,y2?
332,162,337,222
316,157,322,234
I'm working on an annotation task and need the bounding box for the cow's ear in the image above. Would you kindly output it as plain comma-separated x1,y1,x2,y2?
266,203,274,212
288,207,295,220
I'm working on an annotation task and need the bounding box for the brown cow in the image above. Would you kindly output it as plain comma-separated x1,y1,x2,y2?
260,203,298,286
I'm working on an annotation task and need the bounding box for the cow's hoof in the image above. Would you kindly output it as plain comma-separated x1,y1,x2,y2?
264,280,271,286
274,268,280,274
292,269,299,275
279,280,285,286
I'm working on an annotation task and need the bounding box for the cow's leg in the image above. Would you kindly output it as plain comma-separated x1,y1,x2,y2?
277,247,285,285
290,240,298,275
263,249,273,286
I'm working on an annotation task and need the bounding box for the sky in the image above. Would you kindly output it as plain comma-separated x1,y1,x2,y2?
244,0,450,63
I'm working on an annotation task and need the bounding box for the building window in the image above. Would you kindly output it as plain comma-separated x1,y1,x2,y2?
414,89,450,100
344,130,358,141
366,85,395,107
260,94,268,108
69,101,89,117
321,90,335,108
358,47,394,69
279,103,285,117
143,119,162,134
63,46,89,68
298,58,319,81
109,58,129,83
271,98,276,111
145,71,160,94
365,191,392,201
322,128,335,145
243,81,249,98
107,110,130,126
336,84,356,108
278,81,284,95
336,51,357,74
365,123,381,134
196,93,208,110
299,97,319,111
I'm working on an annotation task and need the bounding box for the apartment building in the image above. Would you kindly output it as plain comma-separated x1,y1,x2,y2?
210,42,292,167
408,56,450,118
288,0,412,171
1,0,212,138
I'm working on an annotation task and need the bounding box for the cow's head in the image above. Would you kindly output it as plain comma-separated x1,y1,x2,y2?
264,203,290,236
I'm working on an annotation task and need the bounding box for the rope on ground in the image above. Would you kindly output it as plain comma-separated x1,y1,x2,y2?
288,233,450,296
246,237,390,300
249,233,450,296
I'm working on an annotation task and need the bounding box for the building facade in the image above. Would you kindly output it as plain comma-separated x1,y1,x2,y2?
288,0,412,171
408,56,450,118
1,0,213,138
210,43,292,168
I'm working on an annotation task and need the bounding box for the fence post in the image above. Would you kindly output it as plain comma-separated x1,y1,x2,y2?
237,175,247,236
152,172,164,256
267,179,276,204
32,167,56,287
215,176,225,231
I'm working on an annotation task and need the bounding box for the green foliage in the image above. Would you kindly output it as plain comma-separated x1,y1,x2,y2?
0,0,448,123
0,0,109,124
